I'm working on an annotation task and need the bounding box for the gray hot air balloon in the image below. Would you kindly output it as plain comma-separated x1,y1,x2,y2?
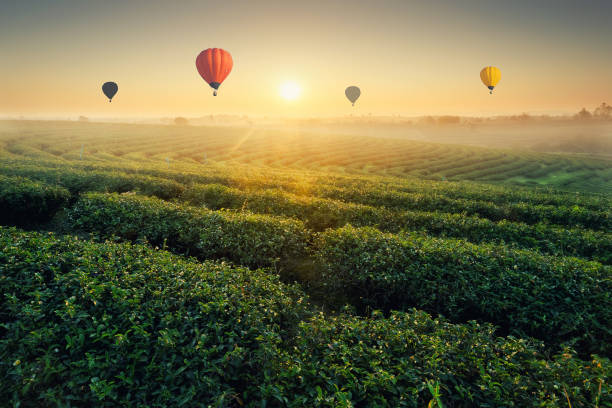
102,82,118,102
345,86,360,106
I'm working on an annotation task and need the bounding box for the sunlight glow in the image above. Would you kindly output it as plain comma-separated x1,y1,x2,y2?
279,81,301,101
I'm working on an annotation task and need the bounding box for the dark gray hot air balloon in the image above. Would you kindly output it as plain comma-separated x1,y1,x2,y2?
102,82,118,102
345,86,360,106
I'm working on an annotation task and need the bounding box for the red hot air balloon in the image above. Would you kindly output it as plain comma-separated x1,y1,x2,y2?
196,48,233,96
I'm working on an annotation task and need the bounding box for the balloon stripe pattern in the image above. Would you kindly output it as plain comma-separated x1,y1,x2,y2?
196,48,233,96
480,66,501,94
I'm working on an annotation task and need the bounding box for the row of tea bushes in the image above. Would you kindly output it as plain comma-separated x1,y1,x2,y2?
315,185,611,231
182,183,611,263
0,161,184,200
391,210,612,264
0,175,70,225
9,154,610,213
3,155,609,230
65,192,309,269
1,227,609,407
351,177,612,210
63,193,611,356
181,183,376,232
312,226,612,357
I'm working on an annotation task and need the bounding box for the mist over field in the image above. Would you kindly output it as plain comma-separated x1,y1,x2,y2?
18,105,610,155
3,109,610,193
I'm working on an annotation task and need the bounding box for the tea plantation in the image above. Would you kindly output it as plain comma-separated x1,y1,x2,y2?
1,121,611,406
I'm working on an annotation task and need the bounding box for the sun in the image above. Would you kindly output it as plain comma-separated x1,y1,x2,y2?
279,81,301,101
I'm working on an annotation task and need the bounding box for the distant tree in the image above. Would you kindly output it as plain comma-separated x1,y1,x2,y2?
513,113,532,121
437,116,460,125
78,116,89,122
593,102,612,119
575,108,592,120
174,117,189,126
420,116,436,125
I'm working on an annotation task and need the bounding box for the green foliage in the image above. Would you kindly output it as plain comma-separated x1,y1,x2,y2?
313,226,612,356
1,227,610,407
0,175,70,225
182,183,378,232
183,183,612,263
65,192,310,269
0,161,184,199
276,310,611,407
391,211,612,264
0,227,309,407
316,185,610,231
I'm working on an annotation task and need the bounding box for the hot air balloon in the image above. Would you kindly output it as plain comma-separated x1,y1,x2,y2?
345,86,360,106
102,82,118,102
480,67,501,94
196,48,233,96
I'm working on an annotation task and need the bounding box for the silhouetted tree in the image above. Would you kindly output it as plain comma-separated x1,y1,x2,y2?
437,116,460,125
78,116,89,122
594,102,612,118
575,108,592,120
174,117,189,126
513,113,532,121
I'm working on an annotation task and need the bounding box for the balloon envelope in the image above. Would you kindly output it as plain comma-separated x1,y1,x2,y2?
480,67,501,94
196,48,233,96
102,82,118,102
345,86,360,106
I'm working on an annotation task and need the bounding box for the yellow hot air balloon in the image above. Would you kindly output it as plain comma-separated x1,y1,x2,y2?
480,66,501,94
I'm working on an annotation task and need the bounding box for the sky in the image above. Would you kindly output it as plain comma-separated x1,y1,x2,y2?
1,0,611,118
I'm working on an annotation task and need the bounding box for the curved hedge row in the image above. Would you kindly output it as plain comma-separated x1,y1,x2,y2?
0,162,184,199
316,185,611,231
2,156,609,231
65,192,309,269
63,193,611,355
391,211,612,264
182,183,376,232
372,178,612,211
0,175,70,225
1,227,609,407
9,154,610,211
183,183,611,263
312,226,612,356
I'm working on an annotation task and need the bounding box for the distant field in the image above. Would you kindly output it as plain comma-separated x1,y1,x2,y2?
1,120,610,193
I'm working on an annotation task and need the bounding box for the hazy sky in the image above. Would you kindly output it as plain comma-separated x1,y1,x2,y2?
1,0,611,118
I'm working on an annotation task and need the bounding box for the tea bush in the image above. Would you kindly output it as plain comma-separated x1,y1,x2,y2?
0,162,184,200
0,227,309,406
65,192,310,269
313,226,612,356
182,183,381,231
182,183,611,263
0,175,70,225
391,211,611,264
273,310,611,407
316,185,611,230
